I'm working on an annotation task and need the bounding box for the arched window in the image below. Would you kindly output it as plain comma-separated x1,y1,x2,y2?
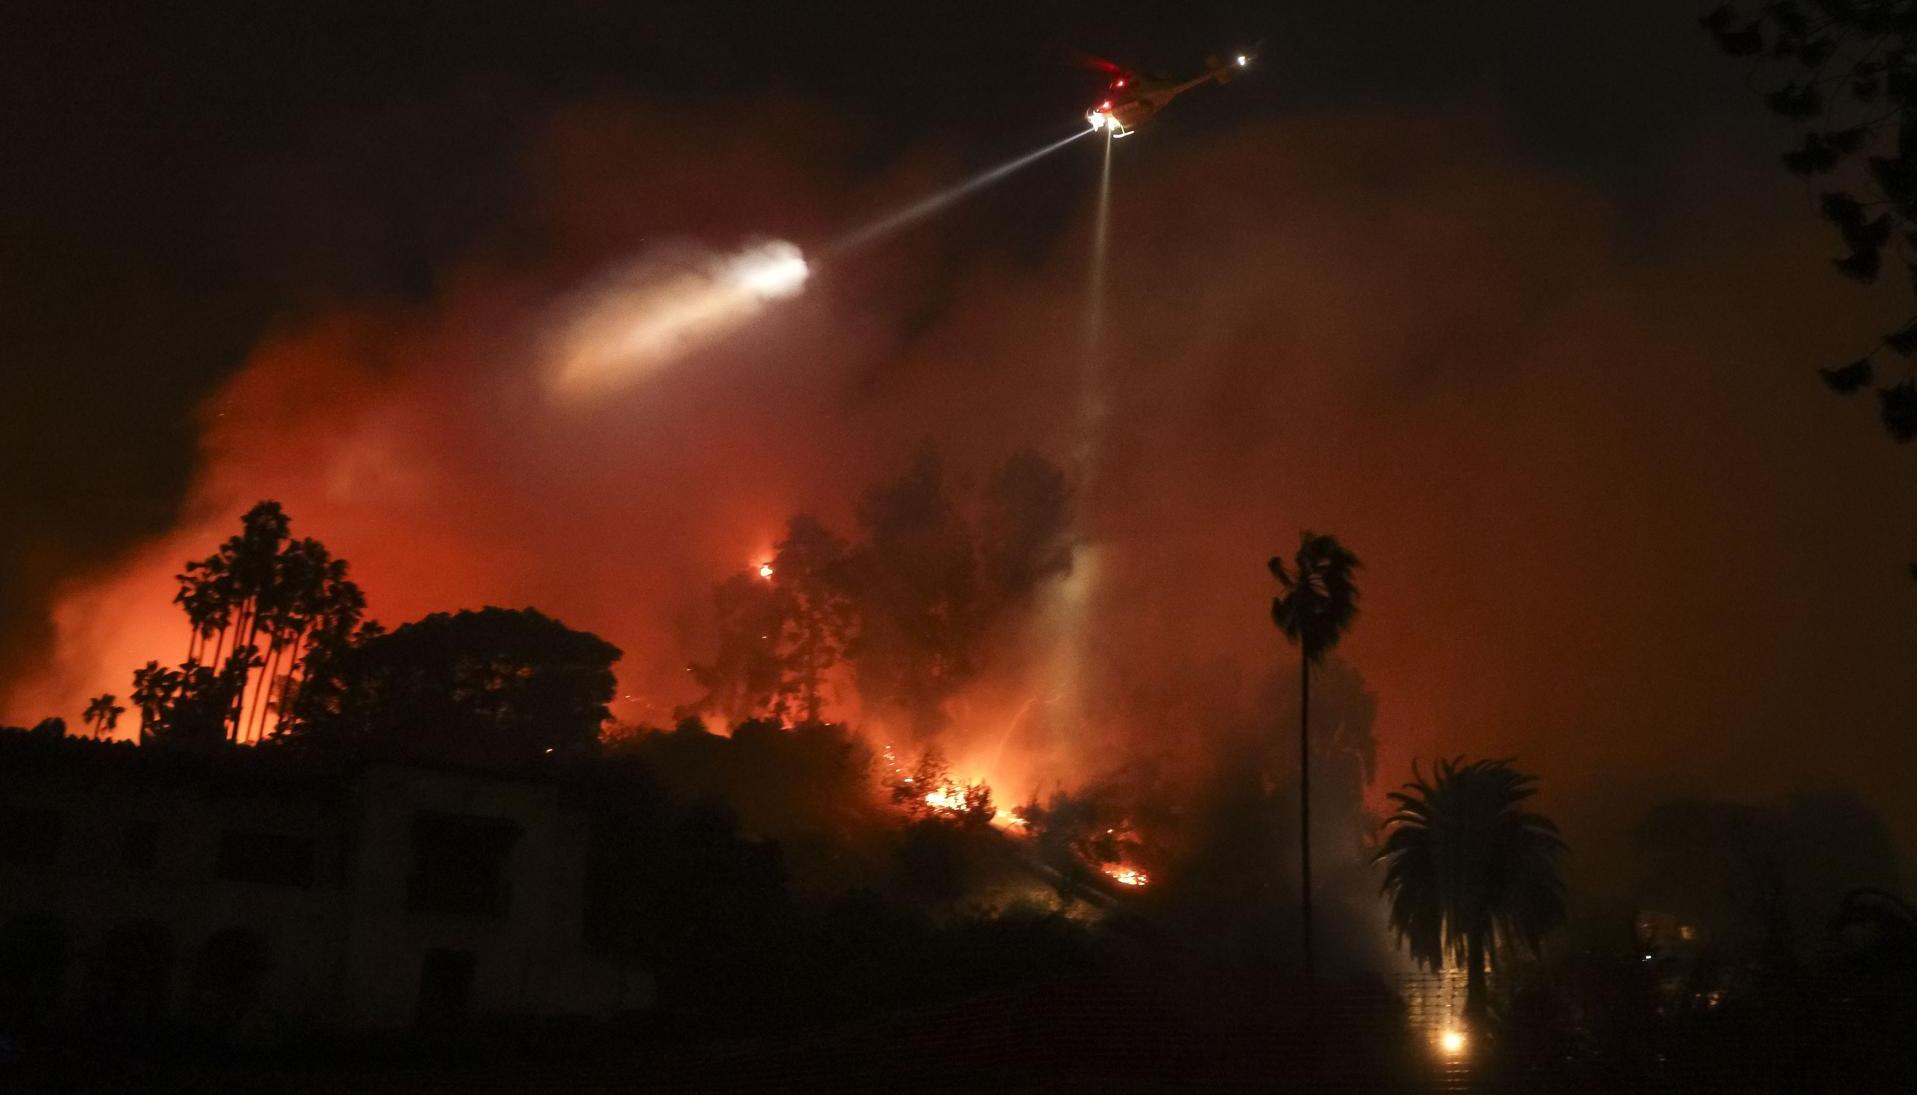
190,926,272,1027
0,913,68,1034
84,920,173,1036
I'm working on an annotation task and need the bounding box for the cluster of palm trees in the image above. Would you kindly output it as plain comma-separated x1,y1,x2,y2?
128,501,366,745
1271,531,1565,1020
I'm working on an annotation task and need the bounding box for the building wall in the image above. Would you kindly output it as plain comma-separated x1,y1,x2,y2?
338,764,645,1026
0,761,345,1030
0,740,649,1032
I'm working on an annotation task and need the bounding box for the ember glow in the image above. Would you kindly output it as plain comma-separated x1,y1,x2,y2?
1102,864,1149,887
548,239,811,400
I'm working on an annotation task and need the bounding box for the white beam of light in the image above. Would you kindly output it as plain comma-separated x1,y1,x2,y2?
548,240,811,401
826,128,1093,257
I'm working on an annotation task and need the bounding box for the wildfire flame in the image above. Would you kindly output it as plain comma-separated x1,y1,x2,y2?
1102,864,1149,887
922,784,968,811
883,742,1029,831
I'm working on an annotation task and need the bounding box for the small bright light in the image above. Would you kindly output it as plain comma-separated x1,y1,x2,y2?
757,563,774,579
1114,78,1127,87
1236,54,1249,67
1439,1029,1467,1056
1088,111,1106,130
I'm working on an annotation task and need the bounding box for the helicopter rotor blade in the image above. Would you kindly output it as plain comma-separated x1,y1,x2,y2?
1065,47,1132,78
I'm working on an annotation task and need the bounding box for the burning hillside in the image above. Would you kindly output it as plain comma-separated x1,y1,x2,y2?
0,99,1548,968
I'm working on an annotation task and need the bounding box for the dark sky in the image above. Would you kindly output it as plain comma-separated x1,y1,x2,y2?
5,2,1914,867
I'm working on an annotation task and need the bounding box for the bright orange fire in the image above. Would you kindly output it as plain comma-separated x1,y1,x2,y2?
920,783,968,811
1102,864,1149,887
882,741,1030,831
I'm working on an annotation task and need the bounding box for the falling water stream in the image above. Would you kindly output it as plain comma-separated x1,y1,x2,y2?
1078,126,1115,479
1030,127,1118,751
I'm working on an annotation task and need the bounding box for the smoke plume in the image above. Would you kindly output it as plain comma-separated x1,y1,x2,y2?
6,97,1916,873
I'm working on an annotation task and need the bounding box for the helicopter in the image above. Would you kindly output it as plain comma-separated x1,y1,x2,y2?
1082,50,1254,137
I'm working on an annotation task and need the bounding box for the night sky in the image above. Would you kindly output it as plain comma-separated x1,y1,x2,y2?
5,1,1915,873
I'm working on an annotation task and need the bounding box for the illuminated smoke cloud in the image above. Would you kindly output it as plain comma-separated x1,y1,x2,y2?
547,239,810,400
5,100,1913,868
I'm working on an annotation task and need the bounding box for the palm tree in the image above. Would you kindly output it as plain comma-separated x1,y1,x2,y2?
1269,531,1360,986
1375,757,1567,1020
82,693,125,740
163,503,365,744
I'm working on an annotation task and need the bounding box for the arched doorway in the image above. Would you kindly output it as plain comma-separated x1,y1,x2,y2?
84,920,173,1037
0,913,69,1035
190,925,272,1029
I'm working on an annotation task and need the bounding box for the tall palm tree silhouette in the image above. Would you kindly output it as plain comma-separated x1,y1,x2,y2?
82,693,125,739
1269,531,1360,987
1376,757,1566,1020
169,503,365,743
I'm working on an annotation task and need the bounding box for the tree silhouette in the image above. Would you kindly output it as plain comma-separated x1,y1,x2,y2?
81,693,124,740
1704,2,1917,575
684,450,1075,733
685,515,856,726
978,450,1076,607
1269,530,1360,986
163,502,365,743
1632,789,1900,966
295,607,619,768
1376,757,1567,1020
685,569,788,726
847,449,985,738
129,663,183,743
131,658,242,747
770,514,855,724
1704,3,1917,437
1017,786,1145,898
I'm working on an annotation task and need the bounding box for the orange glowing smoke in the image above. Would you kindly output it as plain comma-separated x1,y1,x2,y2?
12,99,1902,873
